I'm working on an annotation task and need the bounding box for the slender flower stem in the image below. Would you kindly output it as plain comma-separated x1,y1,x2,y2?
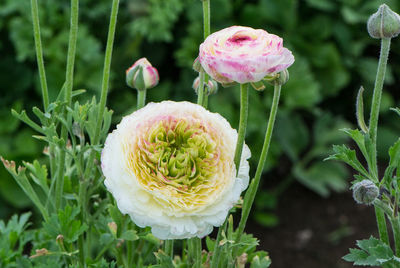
65,0,79,106
196,0,210,106
210,220,227,268
368,37,391,245
83,0,119,180
55,0,79,210
164,240,174,258
390,216,400,256
197,70,206,106
375,206,390,245
369,38,391,145
233,83,249,171
234,82,281,247
30,0,49,110
137,90,146,110
93,0,119,145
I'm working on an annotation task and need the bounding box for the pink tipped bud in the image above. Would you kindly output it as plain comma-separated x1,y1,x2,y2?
126,58,159,91
192,76,218,96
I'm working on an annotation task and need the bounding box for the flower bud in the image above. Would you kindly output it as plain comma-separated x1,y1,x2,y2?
352,180,379,205
126,58,159,91
367,4,400,39
192,76,218,96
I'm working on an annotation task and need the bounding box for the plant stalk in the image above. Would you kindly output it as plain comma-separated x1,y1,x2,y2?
137,90,146,110
369,37,391,245
30,0,49,110
55,0,79,210
234,82,281,248
196,0,210,106
233,83,249,173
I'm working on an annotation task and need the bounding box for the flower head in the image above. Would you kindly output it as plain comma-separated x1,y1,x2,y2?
126,58,159,90
198,26,294,84
101,101,250,239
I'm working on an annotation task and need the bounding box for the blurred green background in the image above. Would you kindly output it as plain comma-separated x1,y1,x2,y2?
1,0,400,227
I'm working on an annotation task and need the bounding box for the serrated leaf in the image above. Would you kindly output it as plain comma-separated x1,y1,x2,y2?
121,230,139,241
325,144,370,179
250,255,271,268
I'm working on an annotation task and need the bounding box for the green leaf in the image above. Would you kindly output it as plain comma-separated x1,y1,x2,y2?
343,237,395,266
152,250,175,268
121,230,139,241
325,144,370,179
250,255,272,268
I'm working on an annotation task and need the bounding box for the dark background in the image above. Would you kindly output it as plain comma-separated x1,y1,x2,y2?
1,0,400,267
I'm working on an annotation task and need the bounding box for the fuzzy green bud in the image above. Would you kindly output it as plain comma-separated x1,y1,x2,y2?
367,4,400,39
352,180,379,205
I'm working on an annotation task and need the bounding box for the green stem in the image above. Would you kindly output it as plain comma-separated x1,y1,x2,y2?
65,0,79,106
83,0,119,180
368,37,391,246
233,83,249,172
234,82,281,248
369,38,391,145
30,0,49,110
78,234,85,267
210,220,227,268
55,0,79,210
188,238,201,267
137,90,147,110
94,0,119,145
375,206,390,245
391,217,400,256
164,240,174,258
196,0,210,107
197,70,206,106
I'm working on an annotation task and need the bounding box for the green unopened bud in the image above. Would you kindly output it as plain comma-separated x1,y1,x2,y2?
126,58,159,91
352,180,379,205
193,76,218,96
367,4,400,39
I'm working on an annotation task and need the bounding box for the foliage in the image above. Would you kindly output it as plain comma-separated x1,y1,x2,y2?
1,0,400,227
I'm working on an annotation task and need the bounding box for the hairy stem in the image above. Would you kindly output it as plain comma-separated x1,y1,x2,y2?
234,82,281,249
196,0,210,106
369,37,391,245
30,0,49,110
233,83,249,172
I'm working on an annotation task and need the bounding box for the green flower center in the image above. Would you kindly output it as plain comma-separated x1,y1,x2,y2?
127,116,225,211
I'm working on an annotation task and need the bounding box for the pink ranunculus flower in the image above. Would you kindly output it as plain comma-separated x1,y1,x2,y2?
126,58,159,90
198,26,294,84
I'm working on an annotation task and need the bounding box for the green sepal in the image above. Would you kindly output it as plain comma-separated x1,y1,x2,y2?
250,81,266,91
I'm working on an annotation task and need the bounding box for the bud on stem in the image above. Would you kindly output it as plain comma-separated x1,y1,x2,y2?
368,4,400,39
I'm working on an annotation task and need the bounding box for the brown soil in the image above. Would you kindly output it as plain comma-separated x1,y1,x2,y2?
247,182,379,268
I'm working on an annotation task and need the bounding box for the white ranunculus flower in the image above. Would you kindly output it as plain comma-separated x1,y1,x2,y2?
101,101,250,239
